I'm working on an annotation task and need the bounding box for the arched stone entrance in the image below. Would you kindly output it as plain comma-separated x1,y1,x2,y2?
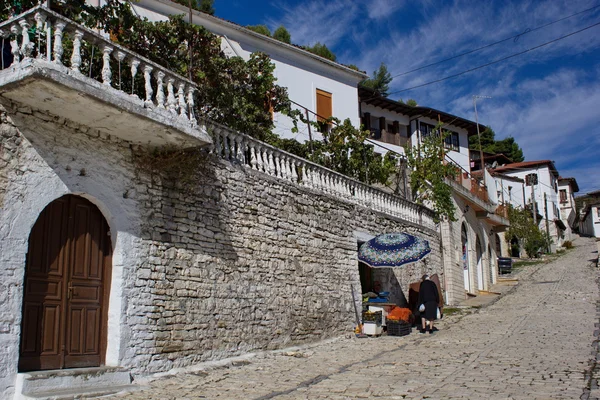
19,195,112,372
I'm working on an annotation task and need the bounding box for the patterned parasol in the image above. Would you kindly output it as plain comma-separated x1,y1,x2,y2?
358,232,431,268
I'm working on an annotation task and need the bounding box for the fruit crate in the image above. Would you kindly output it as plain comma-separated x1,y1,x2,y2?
386,320,411,336
362,310,382,324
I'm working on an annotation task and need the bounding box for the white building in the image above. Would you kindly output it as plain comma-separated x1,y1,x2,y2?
492,160,565,251
358,87,509,304
128,0,367,141
580,203,600,238
557,177,579,241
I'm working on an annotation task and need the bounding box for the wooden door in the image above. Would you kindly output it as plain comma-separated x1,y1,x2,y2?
19,195,112,372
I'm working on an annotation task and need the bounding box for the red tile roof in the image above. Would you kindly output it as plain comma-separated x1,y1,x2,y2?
492,160,558,177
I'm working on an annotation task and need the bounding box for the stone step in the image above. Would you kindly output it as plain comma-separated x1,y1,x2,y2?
16,366,135,400
19,384,137,400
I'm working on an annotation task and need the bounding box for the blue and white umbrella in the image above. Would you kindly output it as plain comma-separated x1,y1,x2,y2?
358,232,431,268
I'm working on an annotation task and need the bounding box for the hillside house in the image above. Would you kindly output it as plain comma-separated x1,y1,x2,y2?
557,177,579,241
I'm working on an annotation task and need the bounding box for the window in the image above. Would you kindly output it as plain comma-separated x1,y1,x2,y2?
420,122,459,151
387,123,395,134
419,122,436,139
559,189,567,204
316,89,332,133
597,208,600,218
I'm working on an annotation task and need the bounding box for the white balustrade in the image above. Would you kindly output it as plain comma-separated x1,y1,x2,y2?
70,30,83,73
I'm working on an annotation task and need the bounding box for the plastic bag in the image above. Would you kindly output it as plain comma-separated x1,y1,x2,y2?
419,304,425,312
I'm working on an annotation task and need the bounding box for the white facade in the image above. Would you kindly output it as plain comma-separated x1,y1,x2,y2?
128,0,366,142
580,204,600,238
493,162,564,251
490,173,526,209
558,178,579,240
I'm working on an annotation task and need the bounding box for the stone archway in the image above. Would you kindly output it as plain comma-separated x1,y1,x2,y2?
18,195,112,372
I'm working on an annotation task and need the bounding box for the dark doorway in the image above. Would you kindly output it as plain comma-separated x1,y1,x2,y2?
19,195,112,372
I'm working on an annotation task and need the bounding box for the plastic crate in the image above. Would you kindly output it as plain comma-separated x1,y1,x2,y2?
362,310,382,324
387,320,411,336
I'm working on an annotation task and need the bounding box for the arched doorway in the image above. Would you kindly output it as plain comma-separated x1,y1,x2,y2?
476,236,484,291
461,224,470,292
19,195,112,372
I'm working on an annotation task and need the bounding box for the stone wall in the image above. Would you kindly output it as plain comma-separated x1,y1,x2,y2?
0,104,440,396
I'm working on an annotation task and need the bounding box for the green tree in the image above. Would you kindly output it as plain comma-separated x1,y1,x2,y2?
406,124,458,221
246,24,271,36
505,206,548,257
273,26,291,44
361,63,393,96
198,0,215,15
304,42,336,61
493,136,524,162
468,127,524,163
406,99,417,107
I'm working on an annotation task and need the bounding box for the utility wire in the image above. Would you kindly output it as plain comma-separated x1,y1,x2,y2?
390,4,600,79
386,20,600,96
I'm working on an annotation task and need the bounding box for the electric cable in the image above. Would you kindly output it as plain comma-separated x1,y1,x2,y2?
384,20,600,96
390,4,600,79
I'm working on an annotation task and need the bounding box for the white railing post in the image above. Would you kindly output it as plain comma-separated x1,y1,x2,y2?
10,25,20,63
53,21,66,64
143,65,153,107
19,19,33,58
177,82,187,119
187,86,196,126
70,30,83,73
34,12,46,59
154,71,165,108
129,58,140,95
101,45,113,85
166,77,177,115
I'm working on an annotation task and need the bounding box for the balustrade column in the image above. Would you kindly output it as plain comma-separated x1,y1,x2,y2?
223,134,231,160
114,51,126,89
235,136,244,163
70,30,83,73
34,12,46,59
267,151,275,175
177,82,187,118
44,17,52,61
166,78,177,115
143,65,154,106
213,128,222,157
19,19,33,58
52,21,66,64
101,45,113,85
129,58,140,95
154,71,165,108
249,143,258,170
187,87,196,126
291,161,299,183
10,25,20,64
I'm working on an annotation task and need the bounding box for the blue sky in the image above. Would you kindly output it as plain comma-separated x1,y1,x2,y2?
216,0,600,195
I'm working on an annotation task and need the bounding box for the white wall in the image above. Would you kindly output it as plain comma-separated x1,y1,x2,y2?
359,103,410,156
129,0,364,142
492,176,525,209
581,206,600,237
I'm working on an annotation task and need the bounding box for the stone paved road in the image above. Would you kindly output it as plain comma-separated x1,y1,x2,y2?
112,237,599,400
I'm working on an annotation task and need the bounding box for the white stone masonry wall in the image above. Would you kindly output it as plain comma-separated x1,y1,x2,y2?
0,104,440,397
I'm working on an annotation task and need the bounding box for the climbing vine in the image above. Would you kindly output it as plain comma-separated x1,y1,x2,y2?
406,124,458,221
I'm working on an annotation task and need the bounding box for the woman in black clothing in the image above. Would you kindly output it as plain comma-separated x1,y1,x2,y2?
418,274,439,334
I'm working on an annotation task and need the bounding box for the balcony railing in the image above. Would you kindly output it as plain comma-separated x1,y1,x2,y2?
209,122,438,231
0,5,209,147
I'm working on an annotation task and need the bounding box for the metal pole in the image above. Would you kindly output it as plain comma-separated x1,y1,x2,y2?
473,96,491,186
188,0,193,81
544,192,551,253
531,176,537,225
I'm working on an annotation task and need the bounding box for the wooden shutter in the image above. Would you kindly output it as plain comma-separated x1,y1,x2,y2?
362,112,371,130
316,89,332,122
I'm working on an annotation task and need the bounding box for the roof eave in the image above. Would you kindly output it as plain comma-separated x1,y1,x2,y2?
146,0,368,82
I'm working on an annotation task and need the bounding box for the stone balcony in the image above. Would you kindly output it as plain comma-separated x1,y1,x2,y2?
0,6,211,148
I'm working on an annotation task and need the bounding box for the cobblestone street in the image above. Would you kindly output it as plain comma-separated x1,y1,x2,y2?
113,237,600,400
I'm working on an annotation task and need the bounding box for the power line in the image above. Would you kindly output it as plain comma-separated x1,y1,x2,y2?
390,4,600,79
387,20,600,96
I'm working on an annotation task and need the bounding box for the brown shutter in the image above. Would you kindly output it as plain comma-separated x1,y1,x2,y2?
316,89,332,122
363,112,371,130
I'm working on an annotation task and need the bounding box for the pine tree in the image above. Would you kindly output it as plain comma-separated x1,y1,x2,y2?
273,26,291,44
361,62,393,96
